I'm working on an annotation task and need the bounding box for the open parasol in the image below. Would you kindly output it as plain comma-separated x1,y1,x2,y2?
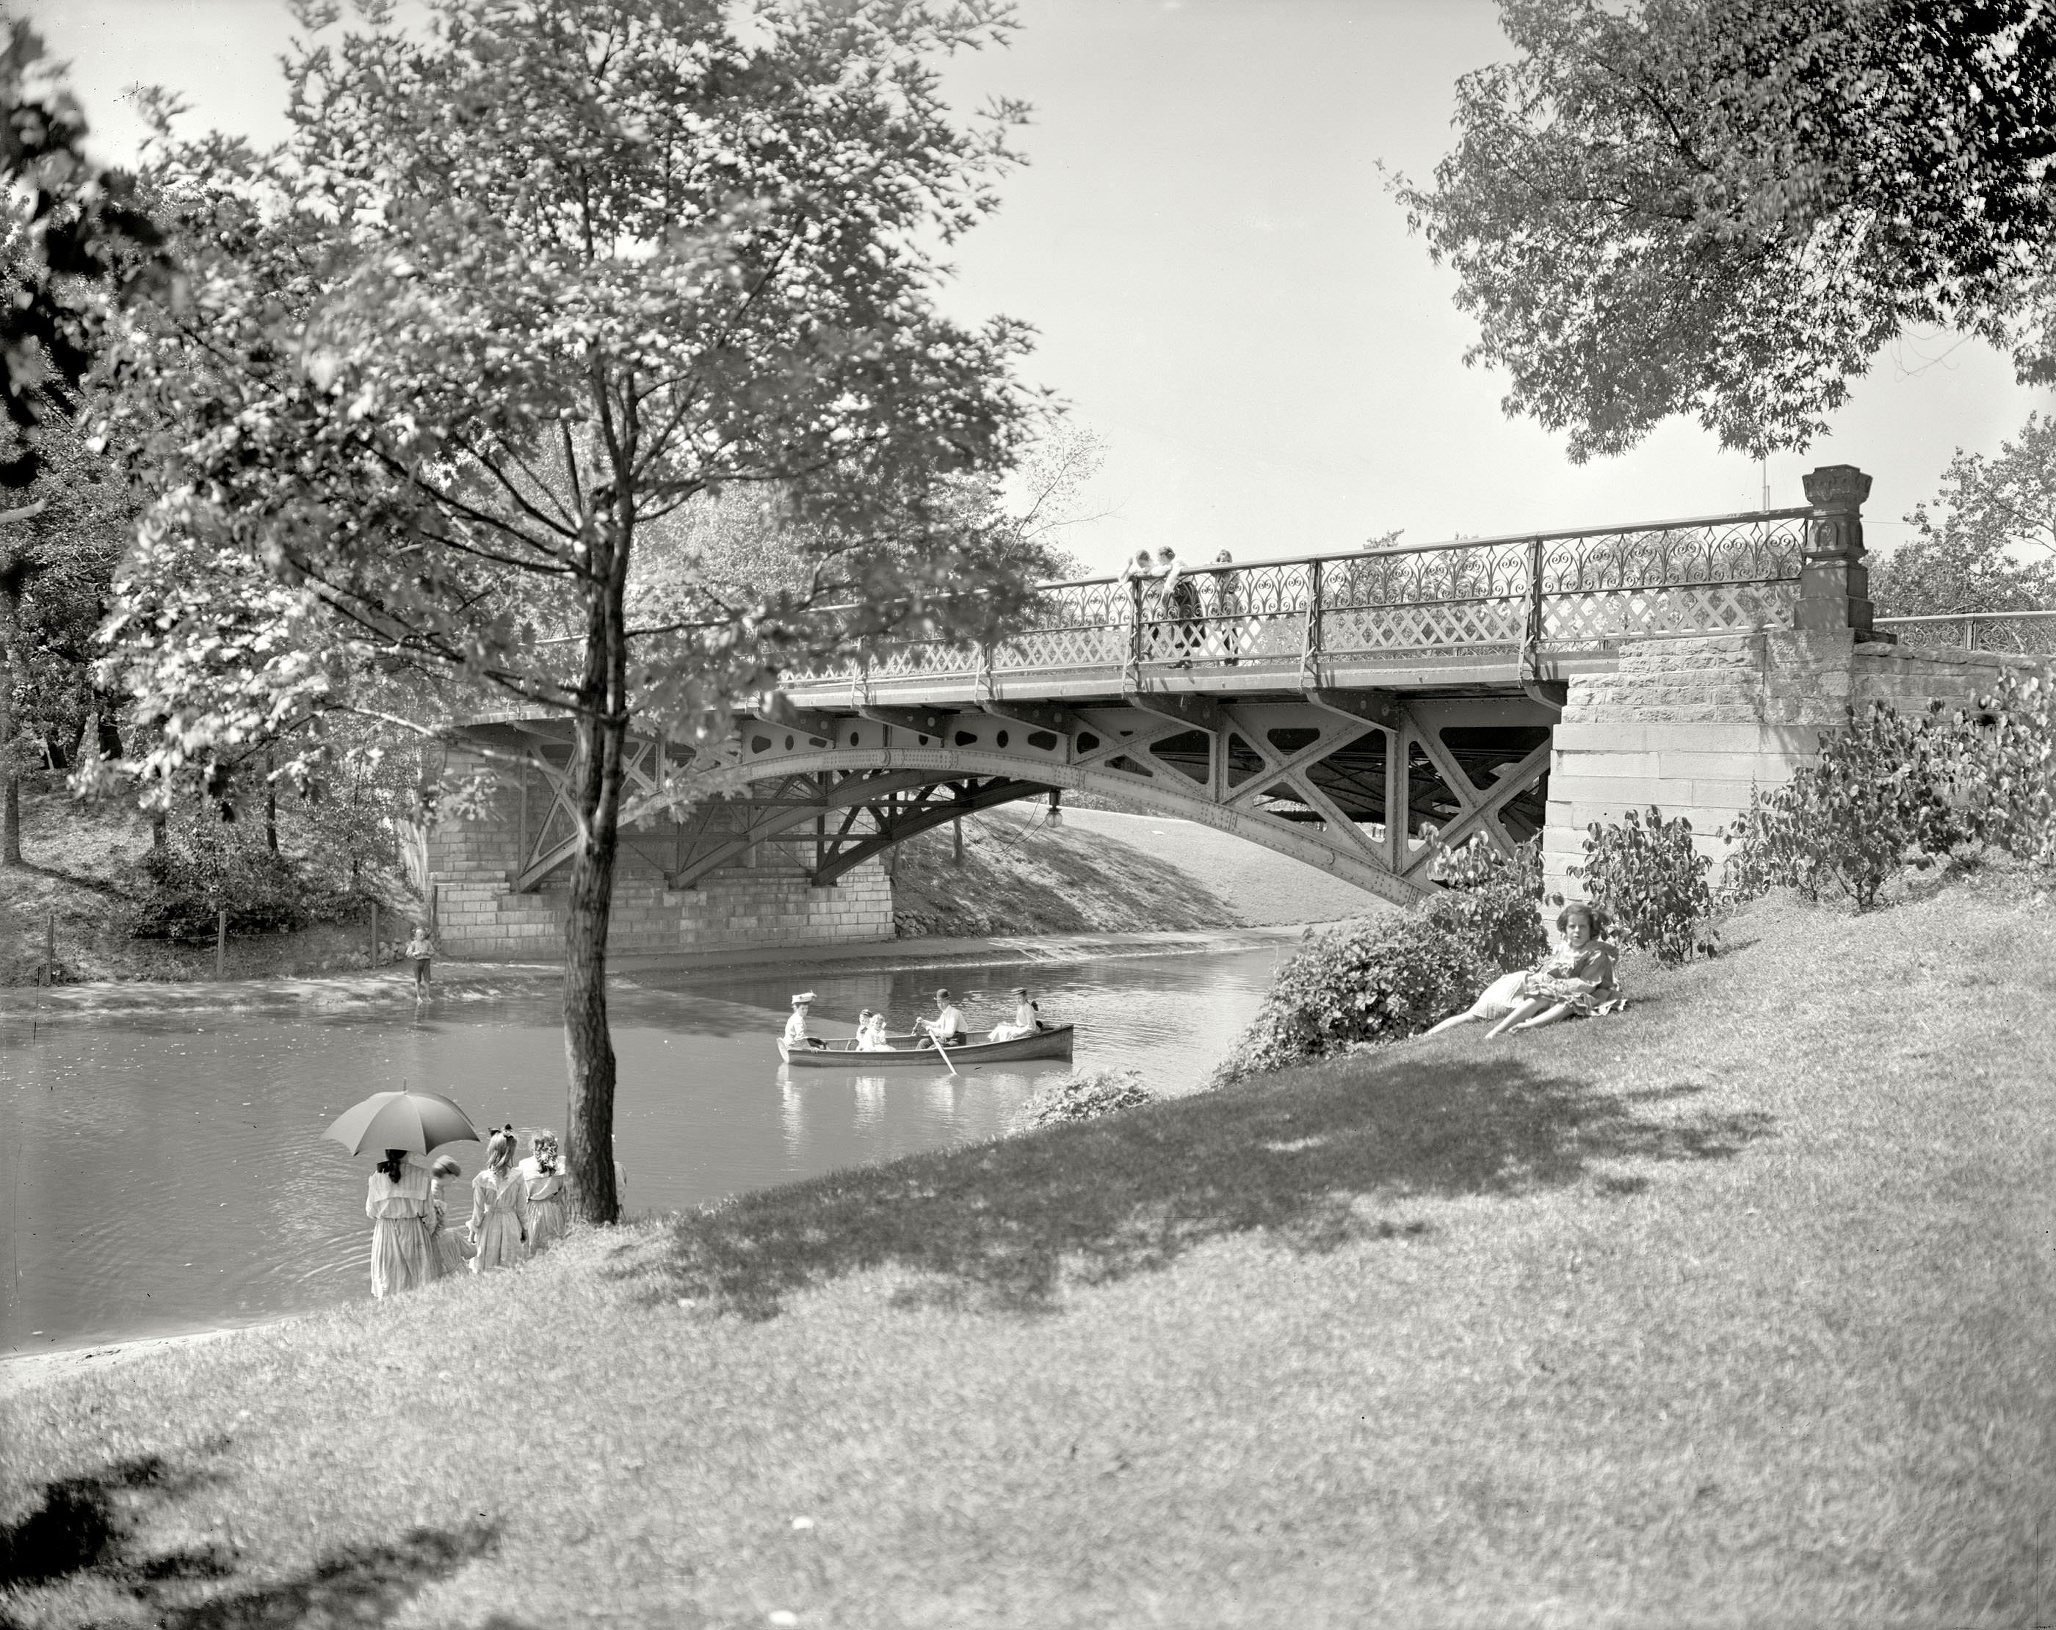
323,1090,481,1156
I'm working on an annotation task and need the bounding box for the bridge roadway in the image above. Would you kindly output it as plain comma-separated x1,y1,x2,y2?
460,500,1828,908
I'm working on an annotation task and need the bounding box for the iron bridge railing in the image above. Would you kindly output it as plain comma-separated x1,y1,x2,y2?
1872,610,2056,657
806,506,1817,688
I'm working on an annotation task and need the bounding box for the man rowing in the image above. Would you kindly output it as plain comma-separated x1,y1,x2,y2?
920,988,969,1048
784,992,829,1051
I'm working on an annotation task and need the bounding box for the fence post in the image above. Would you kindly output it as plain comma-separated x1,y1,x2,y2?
215,910,227,979
1301,558,1324,682
369,900,379,970
1526,535,1546,652
1798,465,1874,636
1966,614,1980,652
1128,575,1144,681
42,911,54,986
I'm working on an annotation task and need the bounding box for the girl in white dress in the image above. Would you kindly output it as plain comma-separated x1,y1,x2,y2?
365,1148,434,1299
468,1127,530,1272
521,1130,569,1254
426,1155,471,1278
855,1009,891,1050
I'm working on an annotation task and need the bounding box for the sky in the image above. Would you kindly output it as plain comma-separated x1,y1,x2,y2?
27,0,2056,574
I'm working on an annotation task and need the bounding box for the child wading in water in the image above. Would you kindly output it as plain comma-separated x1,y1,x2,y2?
1426,903,1622,1038
405,924,435,997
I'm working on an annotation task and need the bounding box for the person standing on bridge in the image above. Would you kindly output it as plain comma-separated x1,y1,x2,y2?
1159,546,1203,665
1117,548,1159,660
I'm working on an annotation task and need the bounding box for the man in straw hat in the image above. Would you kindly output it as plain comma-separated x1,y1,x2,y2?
920,988,969,1048
784,992,829,1051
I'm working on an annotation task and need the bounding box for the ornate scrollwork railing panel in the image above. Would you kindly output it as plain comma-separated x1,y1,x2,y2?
789,510,1818,686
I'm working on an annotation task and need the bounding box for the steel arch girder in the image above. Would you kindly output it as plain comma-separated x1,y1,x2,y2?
660,768,949,891
810,777,1053,886
606,747,1436,909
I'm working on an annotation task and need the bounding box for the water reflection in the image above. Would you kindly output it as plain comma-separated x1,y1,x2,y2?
1,942,1286,1353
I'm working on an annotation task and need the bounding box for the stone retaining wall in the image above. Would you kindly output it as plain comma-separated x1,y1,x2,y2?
1543,630,2044,901
425,745,895,960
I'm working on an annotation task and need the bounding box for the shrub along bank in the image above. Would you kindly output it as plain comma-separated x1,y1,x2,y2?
3,878,2050,1627
1212,839,1547,1083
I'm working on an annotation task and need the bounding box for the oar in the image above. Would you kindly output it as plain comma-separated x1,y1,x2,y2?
925,1025,960,1077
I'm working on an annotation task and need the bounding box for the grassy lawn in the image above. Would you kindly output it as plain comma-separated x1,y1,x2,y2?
4,883,2053,1627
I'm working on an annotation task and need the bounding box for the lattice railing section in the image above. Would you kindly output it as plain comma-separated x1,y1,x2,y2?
1874,611,2056,657
804,510,1813,686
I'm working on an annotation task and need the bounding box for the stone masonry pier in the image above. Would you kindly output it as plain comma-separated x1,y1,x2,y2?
1542,629,2041,901
428,748,894,960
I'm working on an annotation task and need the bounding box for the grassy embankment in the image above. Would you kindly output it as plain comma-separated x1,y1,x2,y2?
0,784,392,985
886,802,1383,938
5,880,2053,1626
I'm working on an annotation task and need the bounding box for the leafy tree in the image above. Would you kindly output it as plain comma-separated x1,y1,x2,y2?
0,414,133,864
108,0,1049,1223
1391,0,2056,459
0,19,175,482
1872,411,2056,619
0,22,174,864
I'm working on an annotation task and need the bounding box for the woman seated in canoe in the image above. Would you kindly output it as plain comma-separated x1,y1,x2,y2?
784,992,829,1051
986,986,1046,1043
1425,902,1623,1039
920,988,969,1048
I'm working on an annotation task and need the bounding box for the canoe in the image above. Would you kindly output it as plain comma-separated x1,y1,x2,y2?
778,1025,1076,1068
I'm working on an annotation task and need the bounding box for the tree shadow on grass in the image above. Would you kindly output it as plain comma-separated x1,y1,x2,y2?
3,858,128,898
621,1053,1774,1320
0,1449,496,1629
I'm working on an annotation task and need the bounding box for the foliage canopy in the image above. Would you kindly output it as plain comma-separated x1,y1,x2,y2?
1393,0,2056,459
1871,411,2056,619
102,0,1051,1222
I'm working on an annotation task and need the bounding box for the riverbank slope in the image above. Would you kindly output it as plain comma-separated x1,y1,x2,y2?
6,881,2050,1627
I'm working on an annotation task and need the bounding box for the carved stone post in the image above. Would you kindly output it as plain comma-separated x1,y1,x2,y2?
1798,464,1874,636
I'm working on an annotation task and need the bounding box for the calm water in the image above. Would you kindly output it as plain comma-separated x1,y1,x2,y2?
0,945,1286,1356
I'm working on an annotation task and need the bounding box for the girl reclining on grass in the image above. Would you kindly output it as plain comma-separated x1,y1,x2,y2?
1426,902,1623,1039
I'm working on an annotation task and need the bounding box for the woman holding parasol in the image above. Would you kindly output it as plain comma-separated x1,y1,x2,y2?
364,1150,435,1298
324,1087,483,1300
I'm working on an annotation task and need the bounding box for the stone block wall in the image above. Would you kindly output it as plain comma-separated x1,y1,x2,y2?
1543,631,2046,901
424,744,895,960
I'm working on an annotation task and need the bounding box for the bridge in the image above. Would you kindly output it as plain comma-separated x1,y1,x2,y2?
433,464,2044,957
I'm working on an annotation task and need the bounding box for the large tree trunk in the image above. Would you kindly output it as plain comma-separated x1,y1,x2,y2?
562,506,632,1226
562,702,626,1225
0,585,19,867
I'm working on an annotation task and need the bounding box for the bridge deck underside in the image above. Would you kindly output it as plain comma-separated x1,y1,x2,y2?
460,687,1557,909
